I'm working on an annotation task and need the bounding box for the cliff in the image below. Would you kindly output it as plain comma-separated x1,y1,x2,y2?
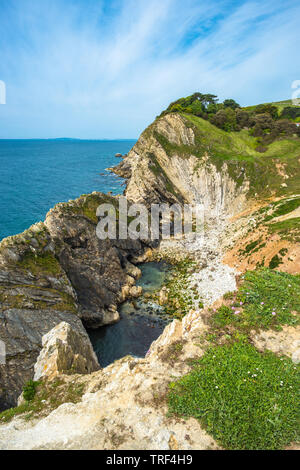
0,100,299,450
114,111,299,272
114,112,299,212
0,192,146,409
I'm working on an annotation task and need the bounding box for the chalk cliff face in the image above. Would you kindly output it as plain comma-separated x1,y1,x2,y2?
0,192,145,409
0,104,299,449
114,113,249,217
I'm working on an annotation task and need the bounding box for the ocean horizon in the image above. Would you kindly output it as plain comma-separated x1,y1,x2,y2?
0,139,136,241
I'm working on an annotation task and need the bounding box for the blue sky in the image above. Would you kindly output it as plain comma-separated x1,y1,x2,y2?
0,0,299,139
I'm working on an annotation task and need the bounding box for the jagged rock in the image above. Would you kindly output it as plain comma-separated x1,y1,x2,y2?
0,193,146,408
129,286,142,298
33,322,99,381
113,113,249,215
124,261,142,279
159,286,168,305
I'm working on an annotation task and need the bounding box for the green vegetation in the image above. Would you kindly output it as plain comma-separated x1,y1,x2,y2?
0,284,77,313
164,259,203,318
17,251,61,275
0,378,85,424
22,379,40,401
261,197,300,223
270,197,300,217
58,192,119,224
239,239,266,256
184,115,300,198
212,268,299,331
148,151,182,198
168,340,300,449
268,217,300,243
159,92,300,153
150,102,300,198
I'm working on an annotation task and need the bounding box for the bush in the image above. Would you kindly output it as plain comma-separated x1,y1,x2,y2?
254,104,278,119
168,341,300,449
210,108,238,131
223,98,240,109
281,106,300,120
23,380,40,401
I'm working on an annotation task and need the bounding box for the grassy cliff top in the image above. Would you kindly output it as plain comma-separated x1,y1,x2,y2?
150,112,300,199
244,99,293,113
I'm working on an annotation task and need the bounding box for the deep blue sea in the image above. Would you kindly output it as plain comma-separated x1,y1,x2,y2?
0,139,136,241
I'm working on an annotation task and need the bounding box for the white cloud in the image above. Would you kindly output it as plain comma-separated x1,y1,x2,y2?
0,0,299,138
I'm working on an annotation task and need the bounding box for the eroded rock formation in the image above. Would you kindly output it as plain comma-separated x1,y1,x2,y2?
34,322,99,381
0,192,146,408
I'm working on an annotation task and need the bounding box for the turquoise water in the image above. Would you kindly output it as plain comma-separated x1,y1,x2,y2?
0,139,136,241
89,262,172,367
0,140,170,369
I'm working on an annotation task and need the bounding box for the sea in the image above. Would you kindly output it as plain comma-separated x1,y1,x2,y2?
0,138,170,368
0,139,136,241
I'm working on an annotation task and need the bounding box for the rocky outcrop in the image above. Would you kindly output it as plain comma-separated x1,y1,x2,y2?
44,192,144,327
0,192,146,409
113,113,249,218
0,310,218,450
34,322,99,381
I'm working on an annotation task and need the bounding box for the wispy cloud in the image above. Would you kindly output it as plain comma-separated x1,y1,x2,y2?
0,0,299,138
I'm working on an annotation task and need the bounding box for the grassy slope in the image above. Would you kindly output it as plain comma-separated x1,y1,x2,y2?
157,112,300,198
168,269,300,450
243,99,294,113
156,106,300,449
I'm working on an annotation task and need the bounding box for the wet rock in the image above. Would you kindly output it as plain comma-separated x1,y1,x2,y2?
159,287,168,306
34,322,100,381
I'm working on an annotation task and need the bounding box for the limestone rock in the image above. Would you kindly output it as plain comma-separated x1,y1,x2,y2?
251,325,300,362
0,309,218,450
159,286,168,306
34,322,100,381
113,113,249,216
0,193,146,408
129,286,142,298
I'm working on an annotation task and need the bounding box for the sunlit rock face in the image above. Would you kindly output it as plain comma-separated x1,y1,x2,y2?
34,321,100,381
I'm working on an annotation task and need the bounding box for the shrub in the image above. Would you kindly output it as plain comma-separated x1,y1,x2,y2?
223,98,240,109
281,106,300,120
254,104,278,119
23,380,40,402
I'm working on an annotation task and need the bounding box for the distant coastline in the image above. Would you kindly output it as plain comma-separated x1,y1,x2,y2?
0,138,137,141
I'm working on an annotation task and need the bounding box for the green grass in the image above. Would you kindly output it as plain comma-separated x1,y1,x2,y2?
153,113,300,198
168,340,300,449
243,99,293,114
212,268,299,331
17,251,62,276
163,259,203,318
268,217,300,243
0,378,85,424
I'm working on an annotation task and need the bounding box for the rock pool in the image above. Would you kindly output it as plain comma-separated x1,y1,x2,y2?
88,262,171,367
